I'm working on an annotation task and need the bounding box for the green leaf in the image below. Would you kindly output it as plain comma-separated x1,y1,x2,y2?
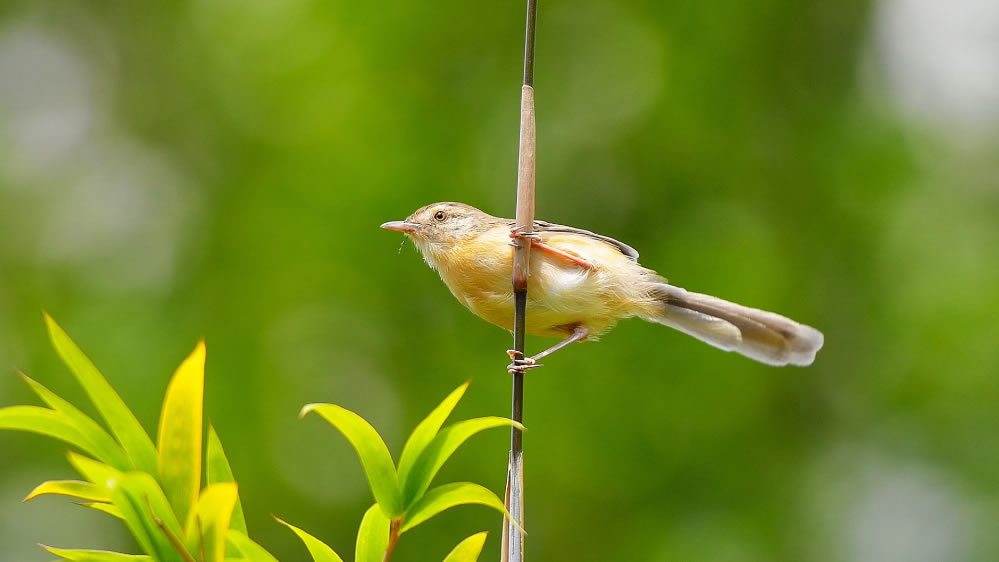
78,501,124,519
396,383,468,490
42,546,151,561
441,532,488,562
400,482,512,534
403,417,523,506
67,452,122,490
274,516,345,562
354,503,390,562
300,404,402,517
44,313,158,474
157,341,205,525
24,480,110,503
206,426,247,534
226,530,278,562
18,372,131,470
111,472,188,562
0,406,106,461
184,483,238,562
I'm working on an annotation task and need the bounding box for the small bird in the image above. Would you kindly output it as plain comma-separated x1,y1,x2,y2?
382,202,823,371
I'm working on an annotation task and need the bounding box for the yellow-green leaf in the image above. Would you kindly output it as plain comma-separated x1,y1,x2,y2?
67,452,122,490
442,532,488,562
112,472,188,562
78,501,124,519
0,406,105,460
206,426,247,535
354,503,390,562
157,341,205,525
274,516,345,562
403,417,523,507
301,404,402,517
400,482,513,534
24,480,110,503
42,546,151,561
19,372,131,469
226,530,278,562
397,383,468,489
183,483,237,562
44,314,157,474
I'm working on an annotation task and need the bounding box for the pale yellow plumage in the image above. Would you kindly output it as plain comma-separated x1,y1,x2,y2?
383,202,824,367
416,223,657,339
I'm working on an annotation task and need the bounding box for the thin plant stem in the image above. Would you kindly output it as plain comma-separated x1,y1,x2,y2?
383,518,402,562
503,0,538,560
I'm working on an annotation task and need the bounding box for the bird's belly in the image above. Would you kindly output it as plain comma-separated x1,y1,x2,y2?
441,255,619,338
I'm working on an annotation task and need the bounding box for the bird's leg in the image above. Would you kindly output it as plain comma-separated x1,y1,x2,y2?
529,325,590,362
507,324,590,374
508,227,593,270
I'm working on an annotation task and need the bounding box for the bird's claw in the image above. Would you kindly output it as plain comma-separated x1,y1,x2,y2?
509,227,541,245
507,358,543,375
506,350,540,374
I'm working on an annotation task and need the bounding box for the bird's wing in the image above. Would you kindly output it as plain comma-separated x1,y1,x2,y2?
531,220,640,260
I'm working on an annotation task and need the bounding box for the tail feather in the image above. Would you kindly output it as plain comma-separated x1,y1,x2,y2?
647,284,824,367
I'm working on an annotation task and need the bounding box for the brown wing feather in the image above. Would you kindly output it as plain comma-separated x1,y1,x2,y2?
530,220,640,260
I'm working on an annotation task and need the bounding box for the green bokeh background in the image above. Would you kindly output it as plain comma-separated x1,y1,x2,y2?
2,1,997,561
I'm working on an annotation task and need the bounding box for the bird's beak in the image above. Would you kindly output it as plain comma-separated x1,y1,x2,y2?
380,221,421,234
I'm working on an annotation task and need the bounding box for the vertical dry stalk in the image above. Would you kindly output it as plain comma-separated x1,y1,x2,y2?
503,0,538,560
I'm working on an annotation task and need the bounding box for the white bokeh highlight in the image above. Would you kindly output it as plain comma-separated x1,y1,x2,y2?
873,0,999,136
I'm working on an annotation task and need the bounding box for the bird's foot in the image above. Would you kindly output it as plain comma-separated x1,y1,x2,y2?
507,358,543,375
509,226,542,246
509,226,593,270
506,350,542,374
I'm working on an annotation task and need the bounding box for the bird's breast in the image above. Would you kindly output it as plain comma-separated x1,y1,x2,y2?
432,230,629,337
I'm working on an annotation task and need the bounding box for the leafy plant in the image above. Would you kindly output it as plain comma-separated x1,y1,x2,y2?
0,314,265,561
275,382,524,561
1,315,522,561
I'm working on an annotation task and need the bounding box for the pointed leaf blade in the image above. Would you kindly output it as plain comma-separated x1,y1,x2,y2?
78,501,124,519
403,417,523,506
44,314,158,474
354,503,390,562
19,372,131,469
227,530,278,562
157,341,205,525
400,482,512,534
0,406,105,460
67,452,122,490
24,480,110,503
184,483,238,562
442,532,489,562
206,425,247,534
396,383,468,488
62,455,124,518
42,546,152,561
274,516,345,562
301,404,402,517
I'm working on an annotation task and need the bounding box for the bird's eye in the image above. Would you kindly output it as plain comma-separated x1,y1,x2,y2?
433,210,447,221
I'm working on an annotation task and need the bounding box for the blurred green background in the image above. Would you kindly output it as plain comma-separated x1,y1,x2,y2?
2,0,998,560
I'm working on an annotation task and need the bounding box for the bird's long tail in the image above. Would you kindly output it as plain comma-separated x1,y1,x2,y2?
643,283,824,366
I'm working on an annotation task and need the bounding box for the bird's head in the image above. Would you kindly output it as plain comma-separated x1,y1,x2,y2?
381,202,503,268
382,202,499,245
